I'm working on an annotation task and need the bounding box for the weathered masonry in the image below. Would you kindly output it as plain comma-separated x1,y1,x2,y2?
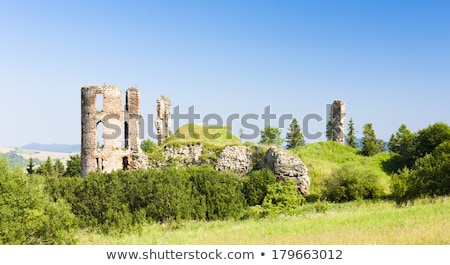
81,85,148,177
330,99,346,145
154,96,171,146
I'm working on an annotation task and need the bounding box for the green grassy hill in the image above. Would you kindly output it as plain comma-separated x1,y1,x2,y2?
164,124,242,148
291,142,395,196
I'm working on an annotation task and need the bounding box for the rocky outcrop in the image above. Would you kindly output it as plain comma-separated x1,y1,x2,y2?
215,146,253,176
260,146,310,195
163,144,203,166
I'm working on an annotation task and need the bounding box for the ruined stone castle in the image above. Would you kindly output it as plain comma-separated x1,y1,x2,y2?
79,84,344,195
81,85,149,177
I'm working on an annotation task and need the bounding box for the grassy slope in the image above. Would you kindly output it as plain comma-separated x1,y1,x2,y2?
164,124,242,148
291,142,394,195
78,197,450,245
79,141,448,245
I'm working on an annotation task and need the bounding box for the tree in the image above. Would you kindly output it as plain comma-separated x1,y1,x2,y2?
346,118,358,148
0,157,77,244
64,154,81,177
259,126,284,146
26,157,35,175
36,157,55,177
286,118,305,149
377,139,386,153
389,123,416,168
361,123,379,156
54,159,65,178
140,139,159,153
413,122,450,160
389,124,415,156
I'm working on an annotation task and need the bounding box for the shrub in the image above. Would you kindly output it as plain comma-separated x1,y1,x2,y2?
262,180,305,216
146,167,194,222
189,166,246,220
323,163,385,202
0,158,77,244
314,199,329,213
392,141,450,205
242,169,277,206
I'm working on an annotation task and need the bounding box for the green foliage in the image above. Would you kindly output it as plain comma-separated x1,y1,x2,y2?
393,141,450,205
388,123,416,169
36,156,56,177
242,169,277,206
146,167,194,222
26,157,35,175
259,126,284,146
64,154,81,177
188,166,246,220
261,180,305,216
141,139,165,166
0,158,77,244
361,123,379,156
323,163,385,202
54,159,65,178
314,199,329,213
164,124,242,148
346,118,358,148
413,122,450,160
390,167,412,206
286,118,305,149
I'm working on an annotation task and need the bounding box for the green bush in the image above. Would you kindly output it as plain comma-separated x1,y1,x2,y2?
314,199,329,213
189,166,246,220
242,169,277,206
146,167,194,222
390,167,412,206
323,163,385,202
0,158,77,244
262,180,305,216
392,141,450,205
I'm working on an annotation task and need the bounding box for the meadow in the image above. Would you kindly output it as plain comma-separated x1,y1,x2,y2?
78,197,450,245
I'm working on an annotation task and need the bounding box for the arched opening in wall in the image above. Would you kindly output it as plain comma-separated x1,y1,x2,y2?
97,121,104,149
123,121,129,148
96,93,103,112
122,156,129,170
96,157,104,171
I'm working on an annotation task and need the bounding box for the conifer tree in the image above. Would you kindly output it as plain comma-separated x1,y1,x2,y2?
346,118,358,148
286,118,305,149
361,123,379,156
26,157,35,175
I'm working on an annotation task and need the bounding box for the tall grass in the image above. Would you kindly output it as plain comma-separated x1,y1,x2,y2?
78,197,450,245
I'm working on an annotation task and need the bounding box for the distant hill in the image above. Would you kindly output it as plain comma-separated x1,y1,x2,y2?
0,152,41,168
21,143,81,153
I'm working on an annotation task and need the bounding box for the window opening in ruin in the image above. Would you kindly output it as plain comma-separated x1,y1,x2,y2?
96,157,104,171
124,122,129,148
122,156,129,170
97,121,104,149
96,93,103,112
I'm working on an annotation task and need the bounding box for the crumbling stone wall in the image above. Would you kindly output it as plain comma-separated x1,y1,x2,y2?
81,84,148,177
155,96,171,146
330,100,346,145
215,145,253,176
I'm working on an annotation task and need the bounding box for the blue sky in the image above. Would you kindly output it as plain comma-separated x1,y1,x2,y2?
1,0,449,147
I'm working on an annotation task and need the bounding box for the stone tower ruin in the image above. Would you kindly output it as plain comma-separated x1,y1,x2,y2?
81,84,148,177
330,99,346,145
154,96,171,146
